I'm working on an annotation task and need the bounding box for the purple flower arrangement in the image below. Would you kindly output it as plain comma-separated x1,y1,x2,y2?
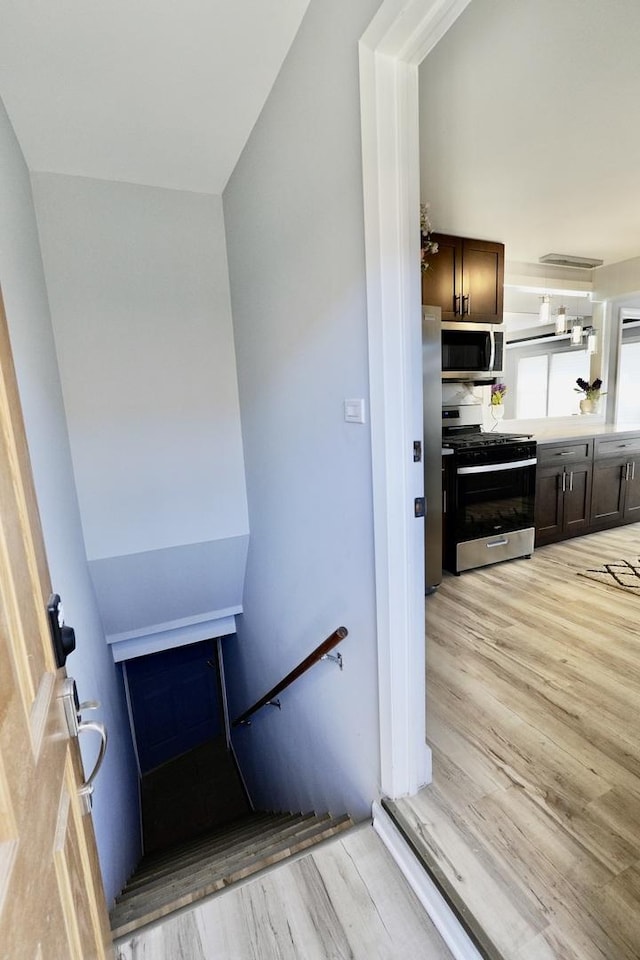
575,377,605,400
491,382,507,405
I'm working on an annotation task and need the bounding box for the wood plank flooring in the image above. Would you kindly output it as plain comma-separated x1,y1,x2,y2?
388,525,640,960
114,825,456,959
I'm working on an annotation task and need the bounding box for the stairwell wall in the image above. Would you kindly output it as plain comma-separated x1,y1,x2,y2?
223,0,382,819
0,98,140,905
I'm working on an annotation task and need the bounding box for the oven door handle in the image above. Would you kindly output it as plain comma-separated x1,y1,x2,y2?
457,457,537,475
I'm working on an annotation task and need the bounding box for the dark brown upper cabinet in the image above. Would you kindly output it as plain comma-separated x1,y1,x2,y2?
422,234,505,324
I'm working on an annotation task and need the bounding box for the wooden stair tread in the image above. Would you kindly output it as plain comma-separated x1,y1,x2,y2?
114,814,342,913
127,812,308,887
137,811,274,870
110,812,354,939
120,812,318,895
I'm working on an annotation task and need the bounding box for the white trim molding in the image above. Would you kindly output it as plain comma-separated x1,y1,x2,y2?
372,801,484,960
359,0,471,799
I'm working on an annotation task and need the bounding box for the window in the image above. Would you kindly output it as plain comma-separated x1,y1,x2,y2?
511,343,590,418
516,355,547,418
548,349,590,417
618,340,640,423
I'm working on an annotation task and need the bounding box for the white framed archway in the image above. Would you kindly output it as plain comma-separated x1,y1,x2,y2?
359,0,472,799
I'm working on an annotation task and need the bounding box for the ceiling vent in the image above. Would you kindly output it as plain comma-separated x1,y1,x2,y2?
539,253,603,270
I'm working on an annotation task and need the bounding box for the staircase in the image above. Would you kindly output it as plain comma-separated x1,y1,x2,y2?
110,809,354,938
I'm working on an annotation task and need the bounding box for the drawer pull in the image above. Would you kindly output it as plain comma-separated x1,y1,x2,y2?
487,538,508,548
556,451,572,456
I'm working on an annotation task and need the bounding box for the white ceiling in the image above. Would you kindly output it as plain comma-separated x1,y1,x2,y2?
3,0,639,273
0,0,310,195
419,0,640,270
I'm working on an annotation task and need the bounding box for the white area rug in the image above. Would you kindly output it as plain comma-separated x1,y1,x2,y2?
578,557,640,594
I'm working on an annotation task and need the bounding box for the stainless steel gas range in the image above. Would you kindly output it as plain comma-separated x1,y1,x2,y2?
442,410,537,575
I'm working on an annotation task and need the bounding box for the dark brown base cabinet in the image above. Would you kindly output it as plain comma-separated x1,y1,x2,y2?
535,433,640,547
535,440,592,546
590,436,640,528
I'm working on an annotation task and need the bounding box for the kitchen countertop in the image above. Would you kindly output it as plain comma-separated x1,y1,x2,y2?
528,423,640,444
440,424,640,453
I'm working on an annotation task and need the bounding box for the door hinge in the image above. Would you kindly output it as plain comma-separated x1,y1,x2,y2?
414,497,426,518
413,440,422,463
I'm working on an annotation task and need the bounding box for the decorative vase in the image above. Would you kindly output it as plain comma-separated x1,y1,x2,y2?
579,397,597,415
491,404,505,421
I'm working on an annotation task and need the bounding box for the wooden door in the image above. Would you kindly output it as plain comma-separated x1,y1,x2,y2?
0,290,112,960
421,233,462,319
534,466,564,545
623,458,640,522
590,457,626,527
461,238,505,324
563,463,592,538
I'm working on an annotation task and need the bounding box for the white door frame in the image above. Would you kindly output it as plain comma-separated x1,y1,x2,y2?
359,0,472,798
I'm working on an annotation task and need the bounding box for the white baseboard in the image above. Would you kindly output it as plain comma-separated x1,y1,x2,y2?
372,801,484,960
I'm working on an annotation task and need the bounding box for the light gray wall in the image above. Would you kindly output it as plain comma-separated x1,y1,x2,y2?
223,0,381,820
31,174,250,647
31,174,249,560
0,98,139,905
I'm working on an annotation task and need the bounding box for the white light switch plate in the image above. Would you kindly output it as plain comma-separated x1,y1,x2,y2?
344,398,366,423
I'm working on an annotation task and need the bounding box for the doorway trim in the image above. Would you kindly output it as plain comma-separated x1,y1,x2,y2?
359,0,471,798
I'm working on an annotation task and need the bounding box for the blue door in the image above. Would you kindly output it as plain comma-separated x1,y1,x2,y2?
126,638,223,774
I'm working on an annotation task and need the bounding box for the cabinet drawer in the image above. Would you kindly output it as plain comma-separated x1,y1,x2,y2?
537,441,592,465
595,435,640,459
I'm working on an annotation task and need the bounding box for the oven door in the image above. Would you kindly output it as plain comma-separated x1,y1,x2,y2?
454,457,537,542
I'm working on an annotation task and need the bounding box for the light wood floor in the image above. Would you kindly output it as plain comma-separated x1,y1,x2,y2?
114,825,456,959
389,525,640,960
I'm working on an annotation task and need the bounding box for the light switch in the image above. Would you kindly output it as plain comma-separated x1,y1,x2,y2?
344,398,366,423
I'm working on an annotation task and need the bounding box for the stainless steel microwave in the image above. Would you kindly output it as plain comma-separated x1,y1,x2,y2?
441,321,504,381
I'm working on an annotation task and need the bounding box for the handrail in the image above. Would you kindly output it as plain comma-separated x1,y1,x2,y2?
231,626,348,727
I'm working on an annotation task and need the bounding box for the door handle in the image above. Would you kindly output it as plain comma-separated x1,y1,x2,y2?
77,721,108,814
625,462,630,481
633,462,636,481
453,294,461,315
58,678,108,814
561,472,566,493
569,471,574,493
